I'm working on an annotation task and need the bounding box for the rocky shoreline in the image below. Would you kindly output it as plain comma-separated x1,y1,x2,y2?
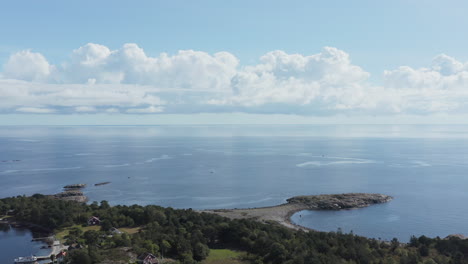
53,190,88,202
49,183,89,202
201,193,393,231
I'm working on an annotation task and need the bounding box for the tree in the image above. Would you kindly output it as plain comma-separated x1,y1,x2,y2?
101,220,112,231
193,242,209,261
84,230,100,246
143,240,159,256
419,244,429,257
68,249,92,264
100,200,110,209
267,242,288,264
161,240,171,258
390,238,399,251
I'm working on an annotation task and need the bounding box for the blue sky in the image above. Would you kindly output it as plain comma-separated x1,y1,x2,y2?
2,0,468,124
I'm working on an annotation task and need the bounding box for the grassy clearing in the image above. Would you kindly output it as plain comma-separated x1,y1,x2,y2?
202,249,248,264
119,227,141,234
56,225,140,241
55,225,101,241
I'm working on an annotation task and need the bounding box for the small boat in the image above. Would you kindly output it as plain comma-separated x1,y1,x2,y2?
14,255,37,263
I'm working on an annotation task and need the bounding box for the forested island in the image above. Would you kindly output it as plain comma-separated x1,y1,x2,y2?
1,194,468,264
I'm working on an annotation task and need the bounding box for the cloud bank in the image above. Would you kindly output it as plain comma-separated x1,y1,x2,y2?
1,43,468,115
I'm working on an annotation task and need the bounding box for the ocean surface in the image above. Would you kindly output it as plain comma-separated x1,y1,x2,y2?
0,224,50,264
1,125,468,250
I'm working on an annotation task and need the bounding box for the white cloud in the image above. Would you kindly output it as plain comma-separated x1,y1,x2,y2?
72,43,112,67
57,43,239,90
381,54,468,113
2,50,52,82
2,44,468,116
16,107,55,113
105,108,120,113
384,55,468,91
210,47,371,112
126,106,164,114
431,54,465,76
0,79,165,113
75,106,97,112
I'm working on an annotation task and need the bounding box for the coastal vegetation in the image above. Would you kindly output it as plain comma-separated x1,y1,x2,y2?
1,194,468,263
202,249,247,264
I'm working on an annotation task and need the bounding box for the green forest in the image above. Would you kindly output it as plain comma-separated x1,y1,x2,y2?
1,194,467,264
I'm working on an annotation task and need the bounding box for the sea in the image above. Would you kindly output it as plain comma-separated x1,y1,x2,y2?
0,224,51,264
1,125,468,260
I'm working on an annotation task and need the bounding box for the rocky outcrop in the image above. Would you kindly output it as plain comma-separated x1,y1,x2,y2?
445,234,467,240
54,190,87,203
55,183,88,202
63,184,86,189
95,182,111,186
287,193,393,210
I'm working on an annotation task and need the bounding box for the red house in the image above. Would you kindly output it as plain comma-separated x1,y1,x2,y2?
87,216,101,226
137,253,158,264
56,251,67,263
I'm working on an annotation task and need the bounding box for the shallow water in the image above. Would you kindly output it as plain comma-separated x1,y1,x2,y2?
0,224,50,263
1,125,468,242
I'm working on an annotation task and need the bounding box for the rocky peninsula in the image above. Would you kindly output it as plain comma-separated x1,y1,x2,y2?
202,193,392,231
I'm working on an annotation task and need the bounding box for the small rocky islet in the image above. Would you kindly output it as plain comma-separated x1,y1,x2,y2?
52,184,88,202
63,183,86,189
53,182,111,202
94,181,111,186
286,193,393,210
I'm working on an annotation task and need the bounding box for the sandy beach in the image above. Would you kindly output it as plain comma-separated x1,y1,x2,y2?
201,193,392,231
202,203,311,231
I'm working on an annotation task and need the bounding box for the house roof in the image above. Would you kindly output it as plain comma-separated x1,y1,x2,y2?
138,252,156,260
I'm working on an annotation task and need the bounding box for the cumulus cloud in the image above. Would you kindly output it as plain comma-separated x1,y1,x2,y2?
1,43,468,116
2,50,52,82
209,47,372,113
58,43,239,90
384,54,468,90
382,54,468,113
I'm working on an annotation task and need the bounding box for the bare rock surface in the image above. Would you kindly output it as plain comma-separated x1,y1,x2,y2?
287,193,393,210
53,190,88,202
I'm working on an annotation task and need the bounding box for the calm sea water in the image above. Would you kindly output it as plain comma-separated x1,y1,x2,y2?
0,224,50,263
1,125,468,246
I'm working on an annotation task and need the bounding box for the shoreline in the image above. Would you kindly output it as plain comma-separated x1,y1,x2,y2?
200,193,393,232
0,219,67,260
201,203,313,231
0,218,53,233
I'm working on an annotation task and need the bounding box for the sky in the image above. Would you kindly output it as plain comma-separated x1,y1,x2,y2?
2,0,468,124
